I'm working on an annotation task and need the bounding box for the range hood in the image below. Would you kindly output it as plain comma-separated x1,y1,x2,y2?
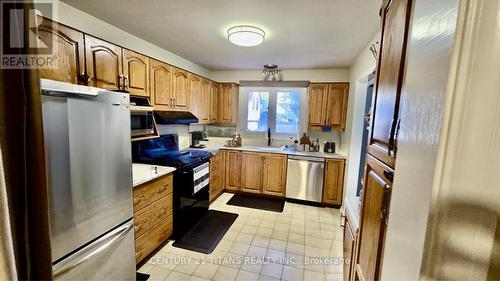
154,111,199,124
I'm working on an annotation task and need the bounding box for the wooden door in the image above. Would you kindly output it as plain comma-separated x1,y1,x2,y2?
172,67,190,110
369,0,412,167
344,218,356,281
355,155,392,281
123,49,149,97
150,59,173,110
240,152,264,194
308,84,328,126
200,79,211,123
220,83,235,123
326,83,349,129
322,159,345,205
37,18,86,84
210,81,220,122
224,150,241,191
85,35,123,91
189,74,201,118
262,154,287,197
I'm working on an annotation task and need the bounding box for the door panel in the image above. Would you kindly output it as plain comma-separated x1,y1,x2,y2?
240,152,263,194
37,18,85,84
262,154,287,196
150,59,172,110
322,159,345,205
220,83,236,123
189,74,201,118
210,82,220,122
123,49,149,97
85,35,123,91
326,83,349,128
369,0,412,167
224,151,241,191
200,79,211,123
308,84,328,126
172,67,190,110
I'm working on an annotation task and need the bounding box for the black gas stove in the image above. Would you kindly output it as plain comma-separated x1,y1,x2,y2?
132,134,212,238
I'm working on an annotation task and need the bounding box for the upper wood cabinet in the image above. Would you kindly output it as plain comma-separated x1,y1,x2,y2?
308,83,349,130
220,83,239,124
189,74,201,117
355,155,392,281
37,18,86,84
322,159,345,205
210,81,220,122
171,67,190,111
84,35,123,91
150,59,173,110
262,154,287,197
123,49,149,97
308,84,329,126
199,78,211,123
368,0,412,168
240,152,264,194
224,150,241,191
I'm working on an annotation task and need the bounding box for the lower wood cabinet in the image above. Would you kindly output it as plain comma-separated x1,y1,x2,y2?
354,155,392,281
133,173,173,264
344,207,358,281
209,152,225,201
224,150,241,191
240,152,287,197
241,152,265,194
322,159,345,205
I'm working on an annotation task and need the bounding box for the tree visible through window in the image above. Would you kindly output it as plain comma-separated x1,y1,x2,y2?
276,91,300,134
247,92,269,132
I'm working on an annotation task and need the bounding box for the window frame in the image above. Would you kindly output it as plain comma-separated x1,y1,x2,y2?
239,86,308,139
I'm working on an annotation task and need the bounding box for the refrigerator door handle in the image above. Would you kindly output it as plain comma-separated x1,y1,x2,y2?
52,220,133,277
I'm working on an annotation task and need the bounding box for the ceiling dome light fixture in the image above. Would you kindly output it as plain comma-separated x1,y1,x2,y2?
227,25,265,47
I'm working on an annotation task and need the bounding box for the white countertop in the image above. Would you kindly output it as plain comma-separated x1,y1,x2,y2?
132,163,176,187
219,146,346,160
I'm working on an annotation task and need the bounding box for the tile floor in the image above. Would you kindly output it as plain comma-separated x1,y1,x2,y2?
138,193,344,281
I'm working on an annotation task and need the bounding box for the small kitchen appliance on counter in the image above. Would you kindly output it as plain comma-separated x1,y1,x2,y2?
324,141,336,153
190,131,208,148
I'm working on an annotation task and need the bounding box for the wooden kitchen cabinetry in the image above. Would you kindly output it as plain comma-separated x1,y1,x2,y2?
210,81,221,122
133,173,173,264
224,150,241,191
84,35,124,91
171,67,190,111
189,74,201,117
322,159,345,205
150,59,173,110
219,83,239,124
122,49,149,97
344,206,359,281
240,152,265,194
308,83,349,130
199,78,211,123
37,17,86,84
239,151,287,197
209,152,225,202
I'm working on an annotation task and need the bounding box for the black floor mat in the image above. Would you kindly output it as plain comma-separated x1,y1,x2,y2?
136,272,150,281
226,194,285,212
172,210,238,254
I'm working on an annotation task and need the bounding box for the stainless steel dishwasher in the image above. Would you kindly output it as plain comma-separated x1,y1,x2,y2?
285,155,325,202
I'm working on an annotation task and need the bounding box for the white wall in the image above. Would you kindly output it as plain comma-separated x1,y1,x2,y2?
43,1,211,77
342,32,379,211
210,69,348,83
381,0,459,280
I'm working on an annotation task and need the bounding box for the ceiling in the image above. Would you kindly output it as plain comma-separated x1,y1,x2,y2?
62,0,381,70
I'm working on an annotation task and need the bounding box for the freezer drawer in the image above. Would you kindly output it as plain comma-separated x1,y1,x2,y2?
53,219,135,281
285,156,325,202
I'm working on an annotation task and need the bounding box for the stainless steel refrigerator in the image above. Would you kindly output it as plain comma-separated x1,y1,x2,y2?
41,79,135,280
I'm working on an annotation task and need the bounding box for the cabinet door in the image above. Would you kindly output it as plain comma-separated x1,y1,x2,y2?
200,79,211,123
37,18,86,84
210,81,220,122
240,152,264,194
355,155,392,281
322,159,345,205
172,67,190,110
224,151,241,191
220,83,237,123
150,59,172,110
308,84,328,126
326,83,349,129
344,219,355,281
369,0,412,167
189,74,201,118
85,35,123,91
123,49,149,97
262,154,287,197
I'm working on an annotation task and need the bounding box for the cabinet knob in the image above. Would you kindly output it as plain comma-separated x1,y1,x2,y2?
383,169,394,182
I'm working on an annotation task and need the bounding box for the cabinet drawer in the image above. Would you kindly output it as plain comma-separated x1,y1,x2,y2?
135,215,172,263
134,194,172,237
133,174,173,211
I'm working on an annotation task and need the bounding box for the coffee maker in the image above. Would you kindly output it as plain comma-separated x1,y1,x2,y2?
190,131,208,148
